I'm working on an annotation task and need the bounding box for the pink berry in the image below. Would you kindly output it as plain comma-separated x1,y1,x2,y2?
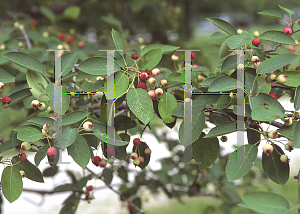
191,53,195,59
148,90,156,100
283,28,292,35
47,147,57,159
67,35,74,44
106,147,115,156
100,160,107,168
139,72,149,81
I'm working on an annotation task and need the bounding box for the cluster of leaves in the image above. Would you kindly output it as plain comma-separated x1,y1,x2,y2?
1,4,300,214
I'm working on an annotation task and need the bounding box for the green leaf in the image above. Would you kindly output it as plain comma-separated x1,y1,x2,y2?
17,127,43,142
256,53,298,74
0,140,14,153
77,57,120,75
158,93,177,123
61,127,78,149
167,72,185,83
63,6,81,19
104,71,129,99
254,76,271,94
247,126,261,146
40,6,55,22
294,121,300,148
242,191,289,214
276,71,300,87
249,96,264,110
204,121,237,138
259,93,285,113
111,29,126,55
219,39,230,58
34,144,49,167
227,35,251,49
117,166,128,182
93,123,129,147
0,68,15,83
102,16,122,28
294,86,300,111
233,104,251,117
115,115,136,131
179,112,205,146
213,95,231,110
211,32,229,40
172,99,205,118
4,52,46,74
245,69,257,94
262,144,289,185
126,89,154,125
8,88,32,107
279,121,297,141
251,105,286,121
225,145,257,182
67,134,90,168
61,53,78,76
1,166,23,203
26,70,49,102
278,5,295,15
260,31,295,45
28,117,54,127
192,133,219,170
102,168,113,185
206,18,237,36
45,83,69,115
80,80,103,92
143,48,163,70
221,55,237,71
257,9,284,20
140,44,179,56
43,166,58,177
11,156,44,183
208,76,237,92
62,111,89,126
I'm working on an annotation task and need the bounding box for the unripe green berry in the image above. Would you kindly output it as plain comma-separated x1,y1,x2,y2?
229,92,235,99
133,159,140,167
280,154,288,163
197,74,204,82
21,142,31,151
161,79,168,86
20,170,25,178
284,118,292,126
237,64,244,70
148,77,156,85
251,56,259,62
38,102,46,110
285,144,290,150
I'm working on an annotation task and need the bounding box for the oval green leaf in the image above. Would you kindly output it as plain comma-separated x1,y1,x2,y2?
158,93,177,123
17,127,43,142
67,134,90,168
1,166,23,203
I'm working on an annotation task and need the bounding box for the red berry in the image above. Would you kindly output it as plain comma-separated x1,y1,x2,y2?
59,33,66,41
133,138,141,146
106,147,115,156
92,156,101,166
1,96,11,104
67,35,74,44
252,38,261,47
86,185,94,192
99,160,107,168
18,152,27,161
191,53,195,59
296,66,300,70
137,82,147,89
47,147,57,159
131,53,139,60
139,72,149,81
269,93,277,99
30,20,37,27
283,28,292,35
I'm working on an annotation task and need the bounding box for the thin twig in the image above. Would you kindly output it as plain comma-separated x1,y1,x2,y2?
21,30,31,49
